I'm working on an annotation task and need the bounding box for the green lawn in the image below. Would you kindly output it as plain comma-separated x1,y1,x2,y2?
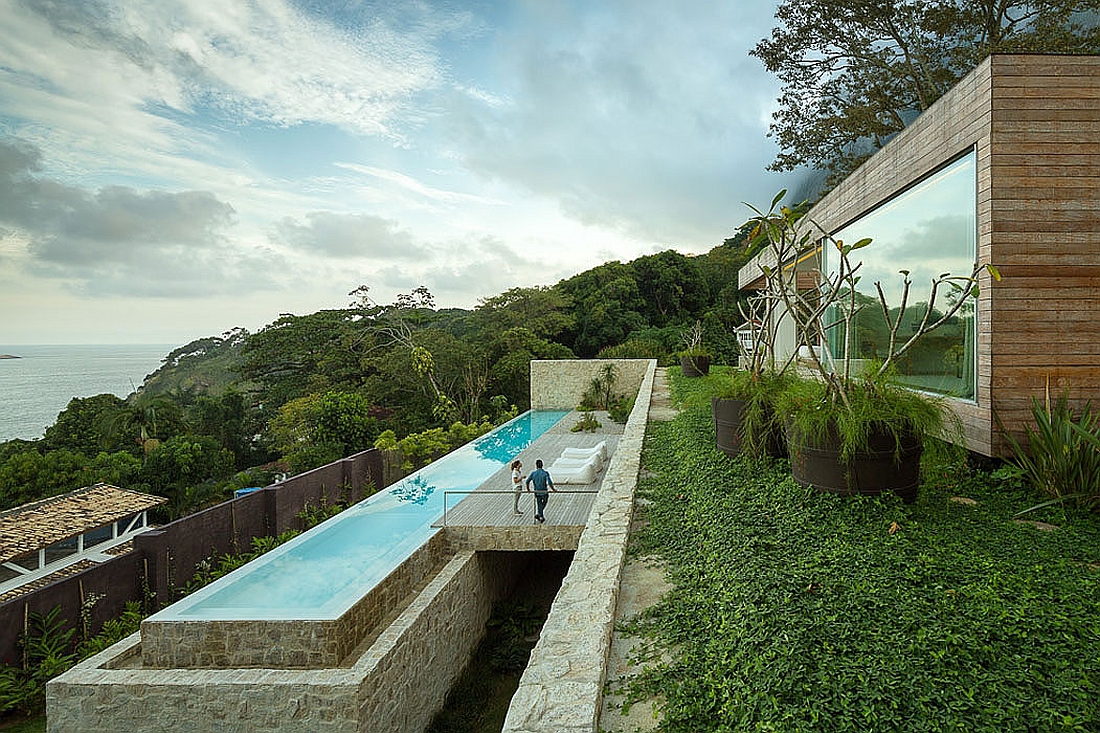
614,371,1100,732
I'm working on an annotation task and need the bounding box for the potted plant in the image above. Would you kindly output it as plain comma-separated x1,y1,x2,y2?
711,368,796,459
709,273,798,458
746,191,998,501
678,321,711,377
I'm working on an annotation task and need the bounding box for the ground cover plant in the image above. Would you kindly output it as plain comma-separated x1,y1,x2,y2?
613,370,1100,732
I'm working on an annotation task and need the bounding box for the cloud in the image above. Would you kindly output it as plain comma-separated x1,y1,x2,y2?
0,136,286,297
13,0,446,139
273,211,427,260
436,0,797,245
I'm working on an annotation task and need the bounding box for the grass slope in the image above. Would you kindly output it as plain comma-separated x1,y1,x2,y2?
617,373,1100,732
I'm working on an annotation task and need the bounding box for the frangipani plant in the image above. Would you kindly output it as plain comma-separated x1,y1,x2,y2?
745,189,1000,476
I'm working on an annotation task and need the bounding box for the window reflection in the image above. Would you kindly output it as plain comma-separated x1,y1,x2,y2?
825,152,977,399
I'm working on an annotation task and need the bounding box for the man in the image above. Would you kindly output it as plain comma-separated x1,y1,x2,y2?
524,458,557,523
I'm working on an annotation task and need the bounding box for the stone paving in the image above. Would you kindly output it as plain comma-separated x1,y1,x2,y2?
599,367,676,732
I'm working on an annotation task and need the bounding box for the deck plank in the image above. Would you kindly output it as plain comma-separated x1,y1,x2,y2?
437,412,621,528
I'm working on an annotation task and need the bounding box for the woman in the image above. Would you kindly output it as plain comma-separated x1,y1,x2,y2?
511,459,525,515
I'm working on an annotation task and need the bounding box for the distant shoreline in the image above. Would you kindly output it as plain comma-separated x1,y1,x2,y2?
0,354,20,359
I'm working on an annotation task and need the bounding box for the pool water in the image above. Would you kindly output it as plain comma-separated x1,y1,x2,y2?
149,410,569,621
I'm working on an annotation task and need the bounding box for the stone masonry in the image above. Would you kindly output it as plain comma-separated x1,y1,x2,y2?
502,359,656,732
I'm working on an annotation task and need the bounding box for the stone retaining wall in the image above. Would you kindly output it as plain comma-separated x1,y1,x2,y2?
140,532,451,669
530,359,651,410
445,525,582,552
503,359,656,733
47,549,525,732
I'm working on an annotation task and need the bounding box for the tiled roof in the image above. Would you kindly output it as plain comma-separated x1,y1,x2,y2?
0,483,165,564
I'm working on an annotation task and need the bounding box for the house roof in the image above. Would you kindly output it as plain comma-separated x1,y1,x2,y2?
0,483,165,565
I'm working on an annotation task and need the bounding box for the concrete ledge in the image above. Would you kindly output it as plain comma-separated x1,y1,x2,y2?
445,525,583,552
503,359,656,733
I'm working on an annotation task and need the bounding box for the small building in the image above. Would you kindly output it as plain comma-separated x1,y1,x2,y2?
0,483,165,599
739,54,1100,457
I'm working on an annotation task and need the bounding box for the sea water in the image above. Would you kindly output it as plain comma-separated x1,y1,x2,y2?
150,409,569,621
0,344,171,442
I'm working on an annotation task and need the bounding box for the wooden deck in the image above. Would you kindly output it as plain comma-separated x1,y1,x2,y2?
435,412,621,529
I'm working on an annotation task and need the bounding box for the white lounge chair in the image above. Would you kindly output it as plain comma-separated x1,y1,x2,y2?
550,460,597,485
552,454,604,471
560,441,608,462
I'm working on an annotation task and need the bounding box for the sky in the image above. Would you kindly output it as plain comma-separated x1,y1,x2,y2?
0,0,802,346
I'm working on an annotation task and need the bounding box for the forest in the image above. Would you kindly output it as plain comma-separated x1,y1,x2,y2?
0,231,756,519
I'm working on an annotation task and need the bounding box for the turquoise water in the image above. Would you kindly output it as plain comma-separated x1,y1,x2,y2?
0,344,170,441
150,409,569,621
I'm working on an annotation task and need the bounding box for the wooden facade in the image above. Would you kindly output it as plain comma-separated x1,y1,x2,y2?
740,54,1100,457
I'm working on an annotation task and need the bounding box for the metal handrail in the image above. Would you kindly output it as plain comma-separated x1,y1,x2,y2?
434,489,599,528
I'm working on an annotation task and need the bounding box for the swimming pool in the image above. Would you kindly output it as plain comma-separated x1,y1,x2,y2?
146,410,568,623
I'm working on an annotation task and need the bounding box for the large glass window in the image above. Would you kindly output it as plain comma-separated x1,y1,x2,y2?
825,151,977,399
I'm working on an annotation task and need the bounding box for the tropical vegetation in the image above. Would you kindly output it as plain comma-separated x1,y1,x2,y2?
610,369,1100,731
0,241,758,518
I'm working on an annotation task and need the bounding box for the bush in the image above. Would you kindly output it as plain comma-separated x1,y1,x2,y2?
596,339,668,363
1001,391,1100,512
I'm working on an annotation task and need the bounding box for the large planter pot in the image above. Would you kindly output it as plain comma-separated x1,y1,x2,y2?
680,354,710,377
787,423,922,503
712,398,785,459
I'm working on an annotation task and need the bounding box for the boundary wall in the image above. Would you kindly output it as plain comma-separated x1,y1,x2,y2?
530,359,651,410
504,359,656,732
1,448,383,666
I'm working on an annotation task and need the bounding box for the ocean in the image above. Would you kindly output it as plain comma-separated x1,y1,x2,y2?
0,344,172,443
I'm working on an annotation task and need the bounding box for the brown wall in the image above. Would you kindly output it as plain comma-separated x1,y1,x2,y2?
0,448,383,666
986,56,1100,452
750,54,1100,457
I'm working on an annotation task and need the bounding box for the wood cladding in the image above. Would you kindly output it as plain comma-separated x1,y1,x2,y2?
741,54,1100,457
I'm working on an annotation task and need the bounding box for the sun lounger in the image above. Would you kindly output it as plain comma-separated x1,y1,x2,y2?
552,454,604,471
550,460,598,485
560,441,608,462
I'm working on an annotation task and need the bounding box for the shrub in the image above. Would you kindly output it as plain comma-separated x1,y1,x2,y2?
571,411,601,433
1001,391,1100,512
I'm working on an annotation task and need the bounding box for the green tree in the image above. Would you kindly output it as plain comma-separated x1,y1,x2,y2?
557,262,647,356
237,309,357,409
472,286,574,341
0,449,88,510
488,328,574,408
630,250,710,327
140,435,235,518
43,394,128,454
192,389,268,469
99,394,185,459
754,0,1100,185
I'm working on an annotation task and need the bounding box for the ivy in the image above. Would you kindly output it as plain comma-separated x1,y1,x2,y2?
615,376,1100,731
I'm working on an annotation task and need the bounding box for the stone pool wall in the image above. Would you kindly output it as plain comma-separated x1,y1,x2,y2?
47,549,527,732
140,531,451,669
503,359,656,733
